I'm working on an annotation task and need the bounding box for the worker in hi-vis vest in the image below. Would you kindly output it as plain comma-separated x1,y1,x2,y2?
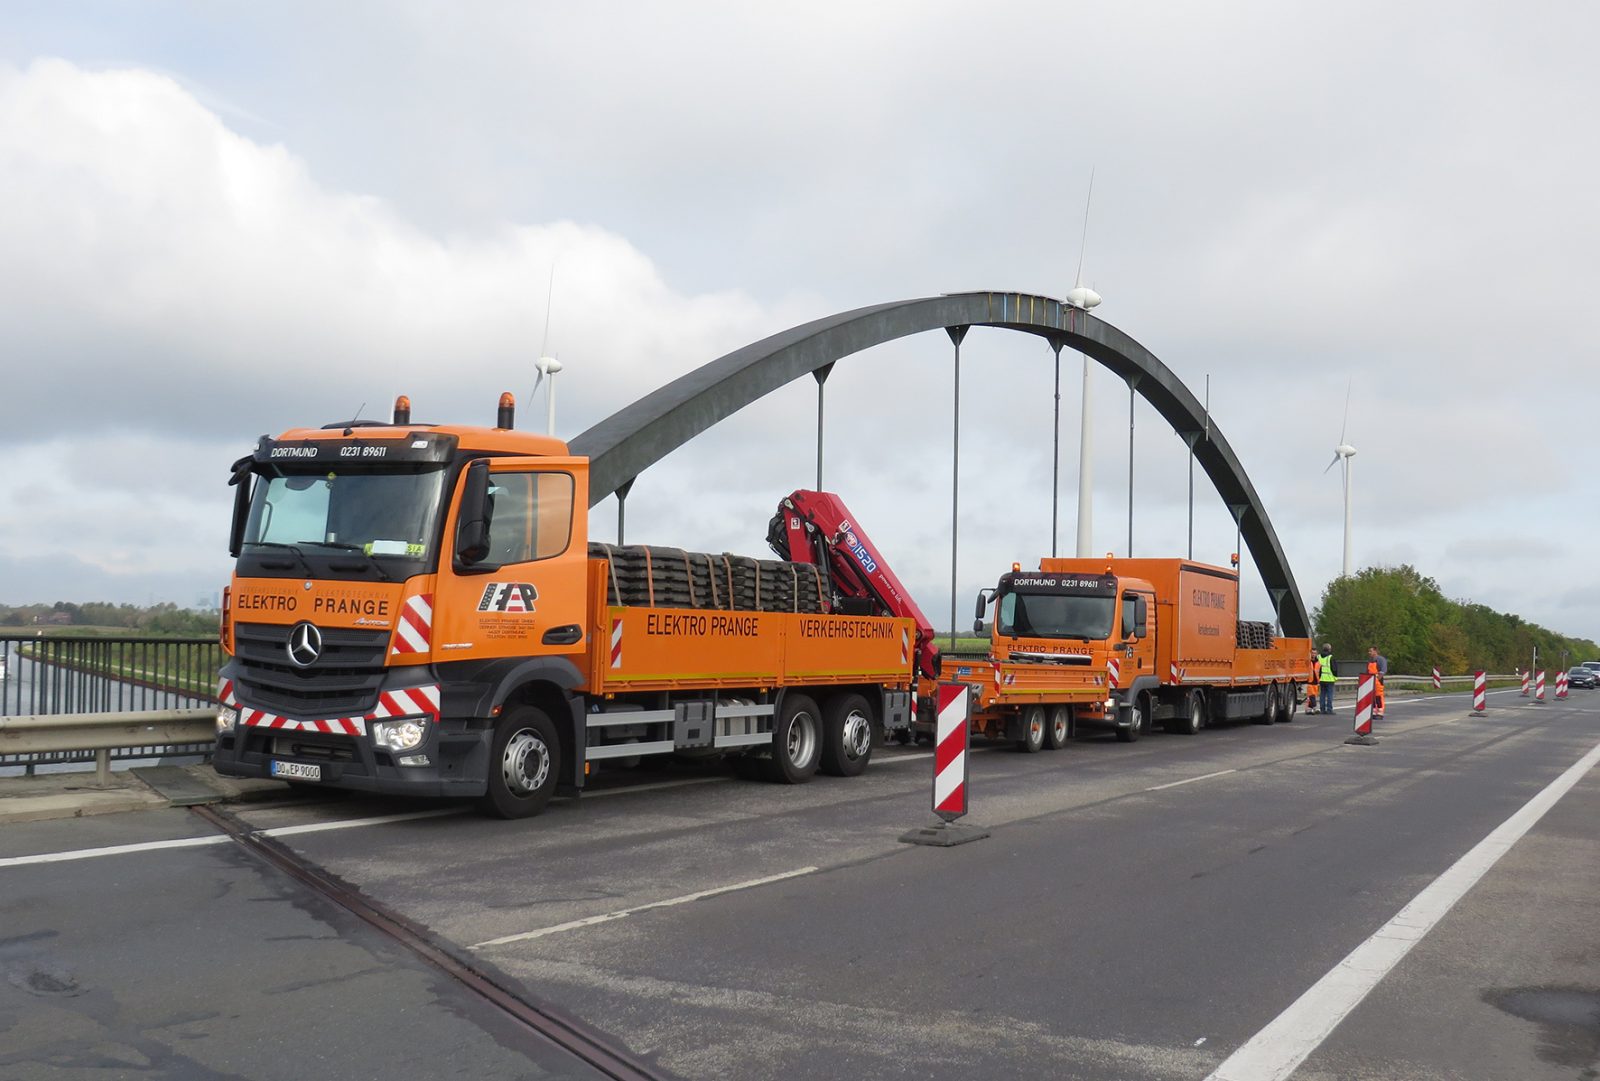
1367,647,1388,719
1307,657,1320,713
1318,644,1337,714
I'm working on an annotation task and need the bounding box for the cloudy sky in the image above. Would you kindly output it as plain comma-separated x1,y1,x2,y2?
1,2,1596,644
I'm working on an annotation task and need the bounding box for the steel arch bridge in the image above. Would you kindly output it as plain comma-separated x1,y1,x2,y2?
568,290,1309,637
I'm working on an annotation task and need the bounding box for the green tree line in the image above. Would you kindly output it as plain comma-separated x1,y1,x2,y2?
0,601,220,637
1313,565,1597,675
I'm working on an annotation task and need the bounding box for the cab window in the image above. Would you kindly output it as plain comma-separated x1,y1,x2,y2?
484,471,574,564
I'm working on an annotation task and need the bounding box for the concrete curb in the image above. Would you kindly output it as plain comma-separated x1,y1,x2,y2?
0,764,290,826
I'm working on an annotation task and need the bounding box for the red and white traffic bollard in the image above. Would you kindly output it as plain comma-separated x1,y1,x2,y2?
1556,672,1568,699
1535,670,1546,703
1431,667,1442,690
1520,670,1530,696
900,683,989,847
1472,670,1487,714
1345,673,1379,744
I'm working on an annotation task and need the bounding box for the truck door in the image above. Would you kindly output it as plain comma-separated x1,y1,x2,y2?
1121,590,1156,679
433,457,591,660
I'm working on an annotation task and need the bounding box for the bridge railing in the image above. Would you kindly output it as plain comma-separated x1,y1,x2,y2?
0,708,215,784
1,633,221,717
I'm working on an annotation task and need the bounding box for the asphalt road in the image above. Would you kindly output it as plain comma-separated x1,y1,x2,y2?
2,688,1596,1080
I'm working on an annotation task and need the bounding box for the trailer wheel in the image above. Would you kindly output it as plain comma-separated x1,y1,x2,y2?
1256,684,1280,725
770,693,822,783
1115,695,1147,743
820,692,874,777
1045,705,1071,749
478,706,560,819
1169,691,1203,735
1017,705,1046,753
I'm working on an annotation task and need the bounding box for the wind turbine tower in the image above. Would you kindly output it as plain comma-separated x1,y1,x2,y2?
1324,384,1357,576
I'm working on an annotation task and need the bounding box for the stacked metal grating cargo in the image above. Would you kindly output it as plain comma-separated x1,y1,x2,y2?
589,543,826,613
1235,620,1274,650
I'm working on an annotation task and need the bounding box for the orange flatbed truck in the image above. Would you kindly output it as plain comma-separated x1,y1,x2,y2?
967,557,1315,750
211,395,916,818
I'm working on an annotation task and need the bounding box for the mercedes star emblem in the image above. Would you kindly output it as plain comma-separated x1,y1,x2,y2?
286,621,323,668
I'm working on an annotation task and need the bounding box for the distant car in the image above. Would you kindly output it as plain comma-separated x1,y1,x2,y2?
1582,661,1600,674
1567,667,1600,690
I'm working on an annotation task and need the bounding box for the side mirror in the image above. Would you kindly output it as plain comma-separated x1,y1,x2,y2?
1135,595,1148,638
973,588,995,635
455,460,493,566
227,457,253,558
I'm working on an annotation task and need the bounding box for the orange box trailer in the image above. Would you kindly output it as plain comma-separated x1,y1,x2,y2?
212,395,915,818
964,557,1314,750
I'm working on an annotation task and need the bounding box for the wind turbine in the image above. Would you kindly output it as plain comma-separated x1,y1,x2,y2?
531,266,562,435
1323,380,1356,577
1066,168,1102,558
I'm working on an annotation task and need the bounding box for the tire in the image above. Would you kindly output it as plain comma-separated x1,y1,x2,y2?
1045,705,1071,749
820,692,874,777
478,706,561,819
1017,705,1046,753
1169,691,1202,735
1115,695,1147,743
1255,685,1279,725
769,693,822,783
1278,686,1296,723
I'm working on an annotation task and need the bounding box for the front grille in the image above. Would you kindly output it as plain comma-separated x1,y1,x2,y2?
266,733,358,762
234,622,390,716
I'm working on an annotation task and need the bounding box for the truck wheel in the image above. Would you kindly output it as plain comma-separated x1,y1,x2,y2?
1115,695,1146,743
1045,705,1071,749
820,692,874,777
1256,685,1280,725
1017,705,1046,753
1277,685,1295,723
478,706,560,819
1169,691,1202,735
770,693,822,783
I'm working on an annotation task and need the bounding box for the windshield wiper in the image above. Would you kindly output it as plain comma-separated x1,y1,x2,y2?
244,541,313,576
303,541,394,581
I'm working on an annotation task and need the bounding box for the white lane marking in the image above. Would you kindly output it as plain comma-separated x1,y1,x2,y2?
472,865,820,949
257,808,463,837
580,777,723,798
1,808,461,867
0,834,228,868
1205,735,1600,1081
1146,769,1237,792
876,751,935,764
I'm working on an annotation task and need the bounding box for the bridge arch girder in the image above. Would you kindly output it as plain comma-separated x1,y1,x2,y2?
568,291,1309,637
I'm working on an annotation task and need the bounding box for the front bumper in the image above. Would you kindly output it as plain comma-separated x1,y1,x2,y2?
213,713,491,798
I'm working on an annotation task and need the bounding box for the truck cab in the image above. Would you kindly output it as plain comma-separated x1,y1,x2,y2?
214,396,594,811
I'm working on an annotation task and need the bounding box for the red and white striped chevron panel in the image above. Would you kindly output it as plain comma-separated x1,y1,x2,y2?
391,593,434,655
1107,656,1122,689
610,617,623,669
220,677,439,738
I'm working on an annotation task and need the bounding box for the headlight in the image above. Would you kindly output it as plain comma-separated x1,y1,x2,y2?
373,717,428,752
216,706,239,734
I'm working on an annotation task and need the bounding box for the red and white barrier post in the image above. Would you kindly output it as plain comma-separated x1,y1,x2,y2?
1472,670,1487,714
1431,666,1442,690
1345,673,1379,745
1556,671,1569,699
900,683,990,847
1520,670,1530,696
1535,670,1546,703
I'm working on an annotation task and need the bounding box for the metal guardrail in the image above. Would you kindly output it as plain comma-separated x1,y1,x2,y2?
0,709,215,784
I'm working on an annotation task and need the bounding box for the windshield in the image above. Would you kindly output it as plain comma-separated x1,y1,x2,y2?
244,467,446,558
997,591,1115,639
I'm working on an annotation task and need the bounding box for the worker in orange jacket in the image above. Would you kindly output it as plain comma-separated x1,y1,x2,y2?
1306,657,1320,713
1366,646,1388,719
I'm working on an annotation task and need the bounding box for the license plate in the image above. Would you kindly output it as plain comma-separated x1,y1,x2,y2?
270,760,322,782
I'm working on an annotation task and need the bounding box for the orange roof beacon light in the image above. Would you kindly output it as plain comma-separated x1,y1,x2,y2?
497,392,515,430
1230,552,1240,566
1013,562,1021,572
392,395,411,425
